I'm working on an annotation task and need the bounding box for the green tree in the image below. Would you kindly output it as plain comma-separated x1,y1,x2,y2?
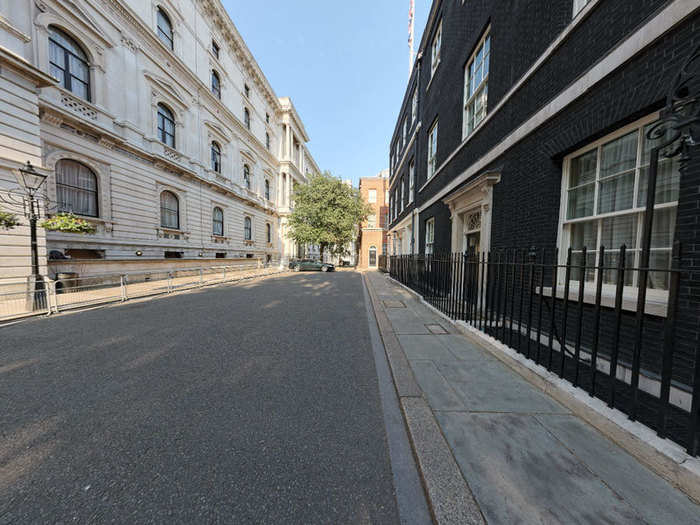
288,171,371,261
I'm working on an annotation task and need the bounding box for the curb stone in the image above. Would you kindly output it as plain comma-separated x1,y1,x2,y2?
363,273,486,525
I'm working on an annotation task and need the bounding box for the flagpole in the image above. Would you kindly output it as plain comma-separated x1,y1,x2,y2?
408,0,415,77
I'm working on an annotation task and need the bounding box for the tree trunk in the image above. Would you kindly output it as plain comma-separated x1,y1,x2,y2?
320,243,326,262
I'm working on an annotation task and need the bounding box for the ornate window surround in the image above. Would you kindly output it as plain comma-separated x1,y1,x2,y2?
44,149,113,229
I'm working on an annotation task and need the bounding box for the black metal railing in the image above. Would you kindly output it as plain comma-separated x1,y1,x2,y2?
390,243,698,456
378,255,388,273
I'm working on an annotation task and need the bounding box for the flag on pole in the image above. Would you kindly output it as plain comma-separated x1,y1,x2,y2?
408,0,415,76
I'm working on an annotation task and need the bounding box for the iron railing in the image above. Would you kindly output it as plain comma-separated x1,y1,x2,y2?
390,244,699,456
0,260,282,322
378,255,388,273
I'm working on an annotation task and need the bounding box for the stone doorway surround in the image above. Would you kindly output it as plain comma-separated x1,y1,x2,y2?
443,171,500,255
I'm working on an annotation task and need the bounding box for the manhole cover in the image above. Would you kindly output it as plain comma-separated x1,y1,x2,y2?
426,323,448,334
383,300,406,308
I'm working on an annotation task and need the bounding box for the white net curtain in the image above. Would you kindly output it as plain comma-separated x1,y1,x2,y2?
55,159,98,217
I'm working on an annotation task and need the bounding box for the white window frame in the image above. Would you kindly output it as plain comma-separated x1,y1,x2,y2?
558,112,678,296
368,189,377,203
401,177,405,212
463,30,491,139
403,118,408,147
427,120,438,179
430,20,442,77
573,0,591,17
411,89,418,124
408,160,415,203
368,214,377,228
425,218,435,255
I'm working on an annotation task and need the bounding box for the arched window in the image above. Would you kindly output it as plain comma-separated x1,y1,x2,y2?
266,223,271,243
212,207,224,236
265,132,270,150
211,141,221,173
160,190,179,229
243,164,251,189
244,216,252,240
369,246,377,267
55,159,98,217
244,107,250,130
48,27,90,101
264,179,270,200
157,8,173,50
157,103,175,147
211,70,221,99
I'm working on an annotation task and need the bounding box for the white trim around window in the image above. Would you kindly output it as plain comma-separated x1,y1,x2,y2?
557,112,679,306
425,217,435,255
430,20,442,79
463,29,491,139
427,119,438,180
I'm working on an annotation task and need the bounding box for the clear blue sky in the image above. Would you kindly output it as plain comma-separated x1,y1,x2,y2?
222,0,431,186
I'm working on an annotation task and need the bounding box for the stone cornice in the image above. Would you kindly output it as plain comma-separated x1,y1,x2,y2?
0,45,55,87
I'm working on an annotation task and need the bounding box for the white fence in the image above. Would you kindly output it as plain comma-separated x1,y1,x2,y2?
0,261,283,322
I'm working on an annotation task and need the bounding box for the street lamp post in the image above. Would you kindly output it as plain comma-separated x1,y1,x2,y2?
14,161,48,310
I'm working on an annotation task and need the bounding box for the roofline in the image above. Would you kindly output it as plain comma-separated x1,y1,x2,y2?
279,97,310,142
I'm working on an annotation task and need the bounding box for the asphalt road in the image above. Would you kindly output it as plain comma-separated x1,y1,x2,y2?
0,272,400,524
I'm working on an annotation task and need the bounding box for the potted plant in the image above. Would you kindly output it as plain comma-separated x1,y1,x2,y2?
40,213,96,234
0,208,20,229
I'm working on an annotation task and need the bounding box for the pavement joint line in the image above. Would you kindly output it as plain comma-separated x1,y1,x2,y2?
363,273,486,525
384,273,700,505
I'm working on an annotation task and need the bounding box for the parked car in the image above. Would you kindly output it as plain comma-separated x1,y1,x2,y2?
290,259,335,272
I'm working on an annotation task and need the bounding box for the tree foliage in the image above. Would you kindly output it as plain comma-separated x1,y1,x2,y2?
288,171,371,259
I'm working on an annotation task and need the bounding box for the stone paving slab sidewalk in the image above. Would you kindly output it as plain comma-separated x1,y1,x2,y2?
364,271,700,525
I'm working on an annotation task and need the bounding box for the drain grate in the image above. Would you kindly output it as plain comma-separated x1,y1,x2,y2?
426,323,448,334
383,300,406,308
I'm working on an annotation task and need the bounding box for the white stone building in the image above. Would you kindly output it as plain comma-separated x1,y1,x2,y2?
0,0,319,282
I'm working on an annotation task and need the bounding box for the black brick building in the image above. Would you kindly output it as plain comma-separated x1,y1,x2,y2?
387,0,700,451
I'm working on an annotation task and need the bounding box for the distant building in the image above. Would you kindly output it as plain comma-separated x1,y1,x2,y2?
358,169,389,269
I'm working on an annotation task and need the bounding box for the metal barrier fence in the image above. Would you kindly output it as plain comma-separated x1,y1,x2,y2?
0,260,282,322
390,244,699,456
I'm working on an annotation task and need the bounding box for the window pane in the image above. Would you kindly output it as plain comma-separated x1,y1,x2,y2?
71,79,89,100
49,43,64,67
567,184,594,219
600,131,637,178
569,149,596,188
601,215,637,250
648,251,671,290
69,55,88,82
570,221,597,250
598,171,634,214
570,251,596,282
50,64,65,85
637,158,680,206
602,251,635,286
650,207,675,249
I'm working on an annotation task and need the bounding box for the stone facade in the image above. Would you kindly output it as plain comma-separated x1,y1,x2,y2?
358,169,389,269
0,0,319,282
